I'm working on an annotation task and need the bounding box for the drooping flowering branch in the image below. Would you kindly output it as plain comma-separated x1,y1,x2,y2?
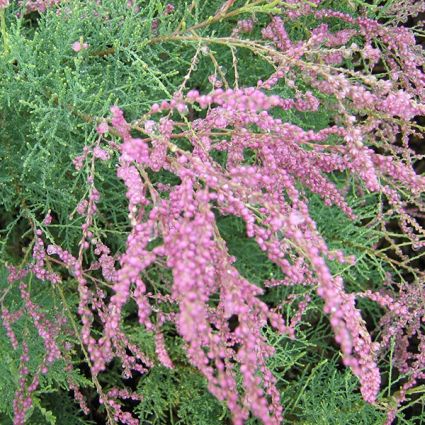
55,68,422,421
45,11,425,424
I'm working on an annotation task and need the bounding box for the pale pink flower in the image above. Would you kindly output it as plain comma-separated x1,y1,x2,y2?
72,41,89,52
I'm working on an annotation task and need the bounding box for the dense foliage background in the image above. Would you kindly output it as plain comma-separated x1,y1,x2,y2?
1,0,424,424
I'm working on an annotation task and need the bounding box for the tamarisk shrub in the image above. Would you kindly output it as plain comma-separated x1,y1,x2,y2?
1,0,425,424
87,79,422,422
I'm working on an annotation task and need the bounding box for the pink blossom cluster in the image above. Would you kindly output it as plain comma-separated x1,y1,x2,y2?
19,282,64,363
100,388,143,425
65,363,90,415
19,0,61,13
363,283,425,422
232,18,254,36
385,0,425,23
1,307,23,349
31,230,62,283
2,266,67,425
12,342,33,425
250,6,425,123
81,43,424,416
282,0,322,20
88,77,423,421
313,9,425,100
98,19,425,409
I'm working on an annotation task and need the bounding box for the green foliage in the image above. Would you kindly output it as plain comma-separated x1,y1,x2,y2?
135,365,229,425
283,361,386,424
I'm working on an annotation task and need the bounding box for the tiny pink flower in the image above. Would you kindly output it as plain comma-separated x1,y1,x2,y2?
72,41,89,52
164,3,174,15
43,212,53,225
96,122,109,135
93,146,110,161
